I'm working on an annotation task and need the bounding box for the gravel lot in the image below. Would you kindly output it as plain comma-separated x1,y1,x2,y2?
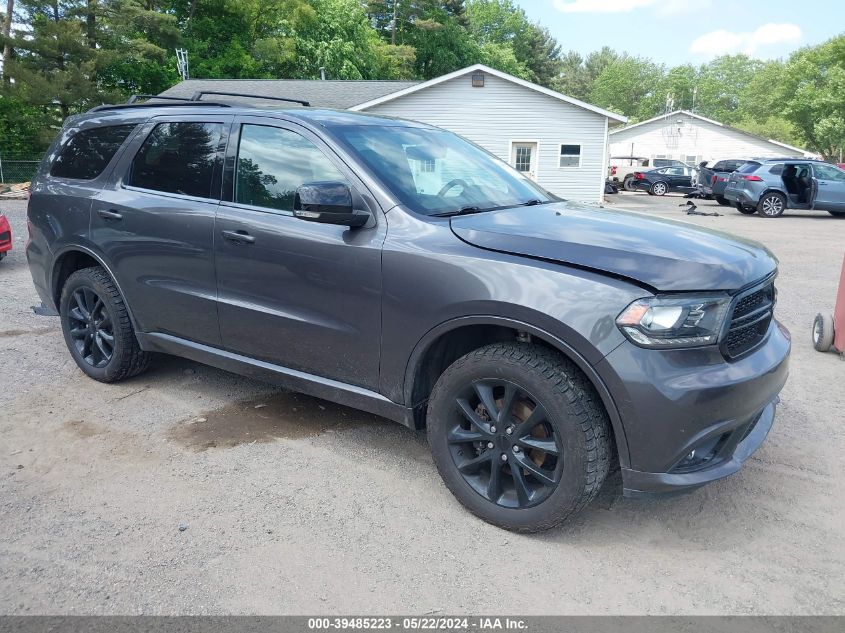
1,192,844,615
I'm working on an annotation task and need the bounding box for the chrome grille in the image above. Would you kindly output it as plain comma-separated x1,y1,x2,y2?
723,282,775,359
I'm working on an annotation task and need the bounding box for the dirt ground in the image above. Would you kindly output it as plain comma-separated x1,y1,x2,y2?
1,192,844,615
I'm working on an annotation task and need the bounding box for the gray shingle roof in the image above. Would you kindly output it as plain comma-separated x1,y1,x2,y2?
159,79,421,109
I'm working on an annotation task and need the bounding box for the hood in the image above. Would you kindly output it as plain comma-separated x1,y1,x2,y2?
450,201,777,292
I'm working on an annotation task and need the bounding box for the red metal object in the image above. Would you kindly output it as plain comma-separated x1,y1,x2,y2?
0,214,12,257
834,254,845,352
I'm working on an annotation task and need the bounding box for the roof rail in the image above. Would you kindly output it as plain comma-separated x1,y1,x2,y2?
126,94,195,104
88,101,232,113
189,90,310,107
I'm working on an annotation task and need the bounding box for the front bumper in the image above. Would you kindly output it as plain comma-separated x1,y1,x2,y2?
621,399,776,497
597,319,790,496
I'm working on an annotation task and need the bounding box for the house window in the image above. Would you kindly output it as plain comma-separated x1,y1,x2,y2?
559,144,581,167
418,158,436,173
515,147,532,172
685,155,697,164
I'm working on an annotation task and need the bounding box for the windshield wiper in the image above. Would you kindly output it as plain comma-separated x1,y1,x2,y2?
520,199,547,206
431,206,487,218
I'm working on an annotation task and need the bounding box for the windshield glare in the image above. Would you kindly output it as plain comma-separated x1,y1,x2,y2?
332,125,553,215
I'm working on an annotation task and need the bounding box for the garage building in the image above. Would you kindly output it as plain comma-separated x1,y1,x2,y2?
609,110,817,166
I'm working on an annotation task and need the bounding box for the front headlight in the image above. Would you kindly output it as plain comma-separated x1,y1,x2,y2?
616,294,731,349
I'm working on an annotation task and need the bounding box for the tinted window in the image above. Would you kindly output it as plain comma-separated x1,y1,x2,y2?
50,124,136,180
712,161,726,170
768,164,784,175
128,122,223,199
813,164,845,181
738,162,761,173
234,125,348,212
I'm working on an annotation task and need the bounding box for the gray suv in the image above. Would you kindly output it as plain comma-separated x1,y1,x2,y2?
724,159,845,217
26,96,791,532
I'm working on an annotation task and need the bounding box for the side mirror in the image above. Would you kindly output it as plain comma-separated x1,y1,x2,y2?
293,181,369,227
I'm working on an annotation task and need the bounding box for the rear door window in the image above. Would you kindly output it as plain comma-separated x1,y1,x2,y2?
50,124,137,180
128,122,224,199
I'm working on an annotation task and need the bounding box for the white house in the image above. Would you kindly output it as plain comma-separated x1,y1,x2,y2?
160,64,627,202
609,110,816,166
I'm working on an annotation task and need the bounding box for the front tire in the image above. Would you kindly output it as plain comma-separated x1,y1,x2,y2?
60,266,151,382
651,182,668,196
757,192,786,217
426,343,612,532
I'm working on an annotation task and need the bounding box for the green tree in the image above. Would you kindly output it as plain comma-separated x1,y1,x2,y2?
780,35,845,159
465,0,561,84
588,55,663,120
3,0,112,117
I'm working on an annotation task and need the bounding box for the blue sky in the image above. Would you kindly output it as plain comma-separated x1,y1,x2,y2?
520,0,843,65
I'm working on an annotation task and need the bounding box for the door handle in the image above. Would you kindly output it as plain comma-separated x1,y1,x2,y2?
97,209,123,220
818,182,828,186
221,229,256,244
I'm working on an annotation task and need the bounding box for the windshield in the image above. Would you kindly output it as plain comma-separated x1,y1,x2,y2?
331,125,554,216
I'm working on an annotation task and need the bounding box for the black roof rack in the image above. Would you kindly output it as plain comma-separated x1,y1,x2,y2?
88,89,310,114
88,101,232,113
126,94,194,104
189,90,310,107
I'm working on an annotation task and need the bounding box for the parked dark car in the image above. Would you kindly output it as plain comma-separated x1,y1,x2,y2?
631,165,696,195
27,96,790,532
698,159,750,204
724,159,845,217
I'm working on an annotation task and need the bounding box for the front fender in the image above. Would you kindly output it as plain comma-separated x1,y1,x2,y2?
401,314,632,467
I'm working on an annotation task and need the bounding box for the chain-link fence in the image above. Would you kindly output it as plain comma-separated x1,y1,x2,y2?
0,151,43,185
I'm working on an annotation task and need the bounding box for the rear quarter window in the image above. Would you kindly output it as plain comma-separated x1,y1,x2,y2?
50,124,137,180
767,164,784,175
738,162,761,174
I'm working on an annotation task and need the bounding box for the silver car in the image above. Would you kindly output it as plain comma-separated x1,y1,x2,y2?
724,159,845,217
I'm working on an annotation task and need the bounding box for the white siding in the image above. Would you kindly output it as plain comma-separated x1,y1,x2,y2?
610,113,803,164
360,72,609,202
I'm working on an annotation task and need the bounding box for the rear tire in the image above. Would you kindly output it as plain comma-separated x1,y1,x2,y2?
828,211,845,217
651,182,668,196
812,313,835,352
426,343,612,532
757,192,786,217
716,195,731,206
59,266,151,382
623,176,636,192
736,202,756,215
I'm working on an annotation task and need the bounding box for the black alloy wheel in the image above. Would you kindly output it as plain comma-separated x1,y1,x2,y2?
448,379,562,509
59,266,151,382
66,287,115,368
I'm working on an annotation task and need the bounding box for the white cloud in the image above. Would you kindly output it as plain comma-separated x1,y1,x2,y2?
690,23,802,58
553,0,702,14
